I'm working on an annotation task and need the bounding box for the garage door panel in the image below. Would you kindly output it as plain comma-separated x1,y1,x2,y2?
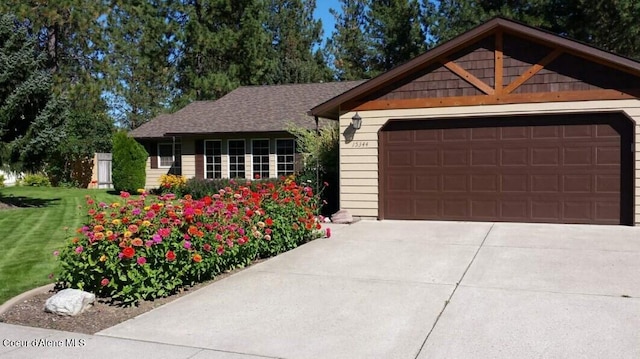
471,148,498,166
531,147,560,166
595,175,619,193
415,175,439,192
381,115,630,224
443,149,468,166
564,201,593,220
531,175,560,192
501,127,528,140
532,126,560,139
563,147,592,165
501,201,528,219
596,147,619,165
563,175,592,193
471,200,498,217
386,150,412,167
414,150,439,167
443,175,467,192
563,125,593,138
502,174,528,192
501,148,528,166
443,199,469,217
531,201,560,220
471,175,498,192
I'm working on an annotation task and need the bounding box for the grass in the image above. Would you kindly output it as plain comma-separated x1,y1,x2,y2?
0,186,119,305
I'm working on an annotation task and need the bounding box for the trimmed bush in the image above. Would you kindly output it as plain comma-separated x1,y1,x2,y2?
112,132,147,192
177,177,282,199
56,179,323,305
21,173,51,187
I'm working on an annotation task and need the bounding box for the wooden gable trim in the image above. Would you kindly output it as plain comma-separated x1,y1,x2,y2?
353,89,639,112
503,48,564,94
494,31,504,94
442,59,495,95
310,18,640,119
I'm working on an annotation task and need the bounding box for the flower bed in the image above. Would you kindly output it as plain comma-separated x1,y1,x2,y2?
56,179,323,305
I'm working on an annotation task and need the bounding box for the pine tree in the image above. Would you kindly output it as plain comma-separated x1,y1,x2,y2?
366,0,426,75
264,0,332,84
325,0,371,80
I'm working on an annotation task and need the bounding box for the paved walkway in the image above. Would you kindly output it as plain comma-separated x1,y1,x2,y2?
2,221,639,358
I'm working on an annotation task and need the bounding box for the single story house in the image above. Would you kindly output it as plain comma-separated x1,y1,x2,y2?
130,80,364,187
135,17,640,225
309,17,640,225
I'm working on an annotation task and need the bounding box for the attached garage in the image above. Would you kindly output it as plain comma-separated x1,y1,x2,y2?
380,114,634,224
310,17,640,225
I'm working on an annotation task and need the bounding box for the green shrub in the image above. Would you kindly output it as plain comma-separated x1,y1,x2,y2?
56,179,323,305
180,177,282,199
112,132,147,192
286,123,339,215
0,174,4,187
21,173,51,187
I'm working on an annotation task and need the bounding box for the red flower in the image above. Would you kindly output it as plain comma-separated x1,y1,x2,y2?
122,246,135,259
216,245,225,255
203,196,212,206
326,228,331,238
100,278,109,286
265,218,273,227
254,174,261,180
120,191,130,198
203,243,212,252
166,250,176,261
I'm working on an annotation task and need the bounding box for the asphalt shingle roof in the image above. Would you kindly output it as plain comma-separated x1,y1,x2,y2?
130,80,365,138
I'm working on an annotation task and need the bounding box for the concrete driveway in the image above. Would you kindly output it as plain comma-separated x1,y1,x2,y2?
91,221,640,358
9,221,636,358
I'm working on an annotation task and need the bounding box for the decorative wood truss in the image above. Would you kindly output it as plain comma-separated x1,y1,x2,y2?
354,31,640,112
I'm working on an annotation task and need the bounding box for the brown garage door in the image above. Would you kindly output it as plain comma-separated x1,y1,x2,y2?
380,114,633,224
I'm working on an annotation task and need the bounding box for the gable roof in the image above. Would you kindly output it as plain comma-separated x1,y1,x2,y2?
309,17,640,119
130,80,365,139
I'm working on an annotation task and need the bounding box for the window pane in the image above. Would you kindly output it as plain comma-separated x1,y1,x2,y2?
229,140,245,178
276,139,295,177
205,140,222,179
252,139,270,179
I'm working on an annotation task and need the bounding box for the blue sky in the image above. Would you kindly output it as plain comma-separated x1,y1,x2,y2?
315,0,341,42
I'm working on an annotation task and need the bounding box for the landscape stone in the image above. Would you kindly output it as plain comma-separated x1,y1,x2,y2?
331,209,353,224
44,289,95,316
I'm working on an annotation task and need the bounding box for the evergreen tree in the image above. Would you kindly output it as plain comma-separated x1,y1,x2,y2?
176,0,274,103
112,131,148,192
325,0,372,80
103,0,180,129
264,0,332,84
0,14,68,172
365,0,426,75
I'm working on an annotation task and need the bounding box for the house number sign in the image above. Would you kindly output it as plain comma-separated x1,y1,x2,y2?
350,141,369,148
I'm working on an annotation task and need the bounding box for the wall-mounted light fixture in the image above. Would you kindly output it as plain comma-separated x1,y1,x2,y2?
351,112,362,130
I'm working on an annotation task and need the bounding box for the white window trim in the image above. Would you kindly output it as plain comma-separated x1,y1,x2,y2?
227,139,246,179
251,138,270,179
275,138,296,178
158,142,180,169
204,140,222,179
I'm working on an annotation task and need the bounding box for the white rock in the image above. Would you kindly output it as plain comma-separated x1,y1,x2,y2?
44,289,95,316
323,217,331,223
331,209,353,224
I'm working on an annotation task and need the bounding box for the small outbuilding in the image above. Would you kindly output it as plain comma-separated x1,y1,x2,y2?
311,17,640,225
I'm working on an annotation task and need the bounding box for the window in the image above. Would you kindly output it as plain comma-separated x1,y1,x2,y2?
276,139,295,177
205,140,222,179
252,139,270,179
228,140,245,178
158,142,181,175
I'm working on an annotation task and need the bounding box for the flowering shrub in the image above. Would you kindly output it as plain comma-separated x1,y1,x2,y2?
56,179,322,305
159,174,187,195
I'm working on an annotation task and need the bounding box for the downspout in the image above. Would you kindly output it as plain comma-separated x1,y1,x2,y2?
314,116,320,196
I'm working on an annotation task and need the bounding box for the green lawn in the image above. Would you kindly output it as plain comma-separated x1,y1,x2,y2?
0,187,119,304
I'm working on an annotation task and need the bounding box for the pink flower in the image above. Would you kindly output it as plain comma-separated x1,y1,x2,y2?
145,240,154,247
75,246,83,254
137,257,147,265
216,246,224,255
183,241,191,249
120,191,130,198
152,234,162,244
101,278,109,286
132,208,141,216
52,250,59,257
326,228,331,238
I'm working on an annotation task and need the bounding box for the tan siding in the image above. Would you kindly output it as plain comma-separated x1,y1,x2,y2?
341,163,379,172
145,157,169,189
181,139,196,179
341,193,378,202
340,186,378,194
338,99,640,223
